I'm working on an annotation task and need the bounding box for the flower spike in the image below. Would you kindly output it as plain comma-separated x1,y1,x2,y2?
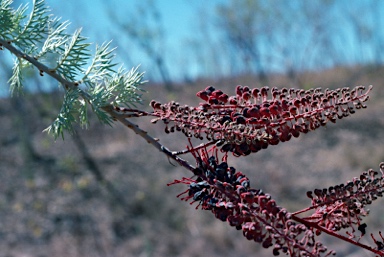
150,85,372,156
168,146,335,257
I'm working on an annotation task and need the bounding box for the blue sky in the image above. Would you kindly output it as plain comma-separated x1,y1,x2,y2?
2,0,384,93
2,0,225,95
45,1,197,51
46,0,198,40
42,0,384,79
42,0,224,80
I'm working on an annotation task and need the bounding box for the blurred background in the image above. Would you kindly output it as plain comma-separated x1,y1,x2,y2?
0,0,383,256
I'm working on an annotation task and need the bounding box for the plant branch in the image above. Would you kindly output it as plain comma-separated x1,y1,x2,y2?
103,105,196,172
0,39,77,89
291,215,383,256
1,37,195,173
2,6,382,255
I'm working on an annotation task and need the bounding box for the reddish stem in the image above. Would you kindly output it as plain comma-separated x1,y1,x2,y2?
291,215,383,256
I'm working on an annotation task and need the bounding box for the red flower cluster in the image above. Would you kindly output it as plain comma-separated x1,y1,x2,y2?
150,85,372,156
147,84,380,256
306,163,384,236
168,148,334,256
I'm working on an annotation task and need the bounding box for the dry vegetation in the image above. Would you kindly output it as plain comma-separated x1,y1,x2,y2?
0,65,383,257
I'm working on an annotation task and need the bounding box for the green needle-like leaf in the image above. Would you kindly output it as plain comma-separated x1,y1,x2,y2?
1,0,146,139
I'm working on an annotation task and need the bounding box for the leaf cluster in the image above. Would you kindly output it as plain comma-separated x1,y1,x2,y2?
0,0,146,138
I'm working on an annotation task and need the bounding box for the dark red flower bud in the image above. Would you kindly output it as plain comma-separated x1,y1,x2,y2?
229,97,238,105
196,90,209,101
236,85,243,96
212,90,223,97
242,92,251,101
218,93,229,103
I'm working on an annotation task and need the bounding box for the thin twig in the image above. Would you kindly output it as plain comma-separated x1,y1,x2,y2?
103,105,196,172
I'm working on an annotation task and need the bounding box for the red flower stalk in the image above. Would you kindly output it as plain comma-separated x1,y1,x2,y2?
149,85,372,156
302,163,384,237
168,147,336,257
167,144,384,256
